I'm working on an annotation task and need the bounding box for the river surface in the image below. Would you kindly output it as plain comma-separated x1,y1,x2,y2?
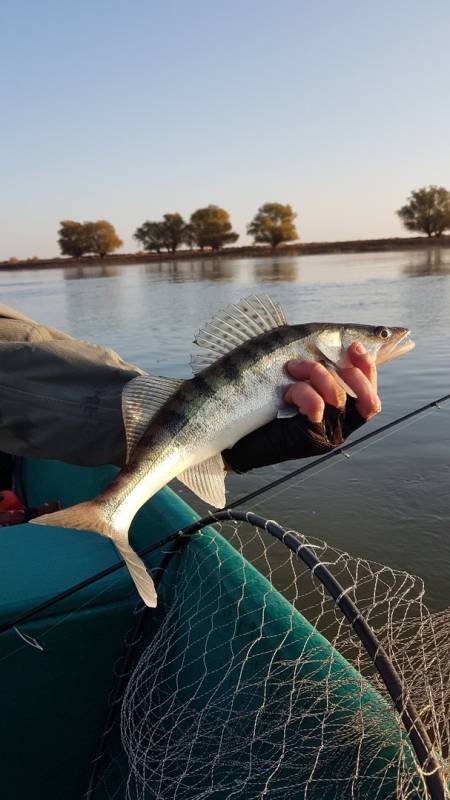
1,249,449,610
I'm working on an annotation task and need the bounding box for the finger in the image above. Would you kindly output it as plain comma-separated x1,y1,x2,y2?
338,365,381,419
284,381,325,423
347,342,377,392
286,360,346,409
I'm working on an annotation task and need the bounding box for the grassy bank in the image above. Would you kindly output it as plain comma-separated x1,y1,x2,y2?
1,234,450,270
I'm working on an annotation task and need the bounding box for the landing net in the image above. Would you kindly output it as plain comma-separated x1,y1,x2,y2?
92,514,449,800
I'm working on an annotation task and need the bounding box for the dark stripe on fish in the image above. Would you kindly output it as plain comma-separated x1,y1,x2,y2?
219,353,241,383
192,373,216,397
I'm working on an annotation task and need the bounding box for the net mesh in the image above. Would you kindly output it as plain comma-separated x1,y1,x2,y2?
94,519,449,800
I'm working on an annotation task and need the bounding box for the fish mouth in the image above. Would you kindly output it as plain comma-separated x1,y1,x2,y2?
376,329,415,365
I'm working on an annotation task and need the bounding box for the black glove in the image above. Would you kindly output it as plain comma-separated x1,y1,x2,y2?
222,397,366,473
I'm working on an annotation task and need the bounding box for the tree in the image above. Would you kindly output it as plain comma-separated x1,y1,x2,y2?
58,220,90,257
160,213,188,252
84,220,123,257
182,223,197,250
189,205,239,251
58,220,122,258
397,186,450,238
247,203,299,247
134,214,189,253
134,221,167,254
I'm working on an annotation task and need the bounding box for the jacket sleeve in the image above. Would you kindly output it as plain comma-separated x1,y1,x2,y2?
0,305,142,467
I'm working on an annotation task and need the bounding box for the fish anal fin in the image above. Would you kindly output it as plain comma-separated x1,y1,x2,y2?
177,454,226,509
122,374,184,461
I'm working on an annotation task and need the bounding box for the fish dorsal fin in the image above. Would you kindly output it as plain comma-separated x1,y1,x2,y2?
191,294,287,374
177,454,226,508
122,374,183,461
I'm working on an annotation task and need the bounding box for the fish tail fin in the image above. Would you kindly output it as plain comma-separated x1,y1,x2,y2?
113,537,157,608
31,500,112,535
31,502,157,608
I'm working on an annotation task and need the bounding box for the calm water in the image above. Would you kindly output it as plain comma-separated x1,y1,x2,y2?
1,249,449,609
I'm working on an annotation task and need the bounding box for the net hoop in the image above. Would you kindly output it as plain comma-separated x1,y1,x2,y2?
166,509,447,800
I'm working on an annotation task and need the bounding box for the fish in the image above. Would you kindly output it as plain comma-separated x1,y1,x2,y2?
31,295,415,607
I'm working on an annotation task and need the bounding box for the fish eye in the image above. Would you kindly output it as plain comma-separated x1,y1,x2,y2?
376,327,391,340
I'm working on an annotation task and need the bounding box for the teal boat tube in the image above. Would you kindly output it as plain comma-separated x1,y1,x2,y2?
0,459,446,799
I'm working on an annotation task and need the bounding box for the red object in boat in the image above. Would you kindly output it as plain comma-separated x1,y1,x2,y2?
0,496,61,526
0,509,26,526
0,490,24,512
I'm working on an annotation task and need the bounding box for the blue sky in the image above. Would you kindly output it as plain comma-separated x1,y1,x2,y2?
1,0,450,258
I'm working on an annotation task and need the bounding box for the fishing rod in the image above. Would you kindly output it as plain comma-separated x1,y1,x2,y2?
1,391,448,637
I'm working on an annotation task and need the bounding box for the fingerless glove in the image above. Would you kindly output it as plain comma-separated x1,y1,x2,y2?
222,397,366,473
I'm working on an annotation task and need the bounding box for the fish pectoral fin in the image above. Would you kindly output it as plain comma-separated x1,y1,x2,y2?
277,406,299,418
122,374,184,461
314,342,358,400
176,454,226,509
327,366,357,399
191,295,287,374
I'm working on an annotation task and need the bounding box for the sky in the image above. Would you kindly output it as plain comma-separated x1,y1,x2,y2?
1,0,450,259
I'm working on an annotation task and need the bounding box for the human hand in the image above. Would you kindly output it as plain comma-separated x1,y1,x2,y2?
284,341,381,422
222,343,381,473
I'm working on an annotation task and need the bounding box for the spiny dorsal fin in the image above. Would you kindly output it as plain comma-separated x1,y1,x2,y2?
191,294,287,374
122,374,183,461
176,454,226,508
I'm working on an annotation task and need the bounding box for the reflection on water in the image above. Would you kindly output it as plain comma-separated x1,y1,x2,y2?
253,258,300,282
64,264,121,280
42,245,450,284
141,257,303,284
143,258,239,283
0,247,449,610
403,247,450,277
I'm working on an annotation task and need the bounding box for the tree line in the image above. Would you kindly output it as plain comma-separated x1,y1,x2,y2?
58,203,298,257
57,187,450,259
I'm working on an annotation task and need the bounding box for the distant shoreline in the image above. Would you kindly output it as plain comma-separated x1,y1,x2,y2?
1,235,450,270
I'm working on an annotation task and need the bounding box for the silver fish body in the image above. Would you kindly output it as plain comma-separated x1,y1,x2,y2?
101,327,305,531
32,300,414,607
